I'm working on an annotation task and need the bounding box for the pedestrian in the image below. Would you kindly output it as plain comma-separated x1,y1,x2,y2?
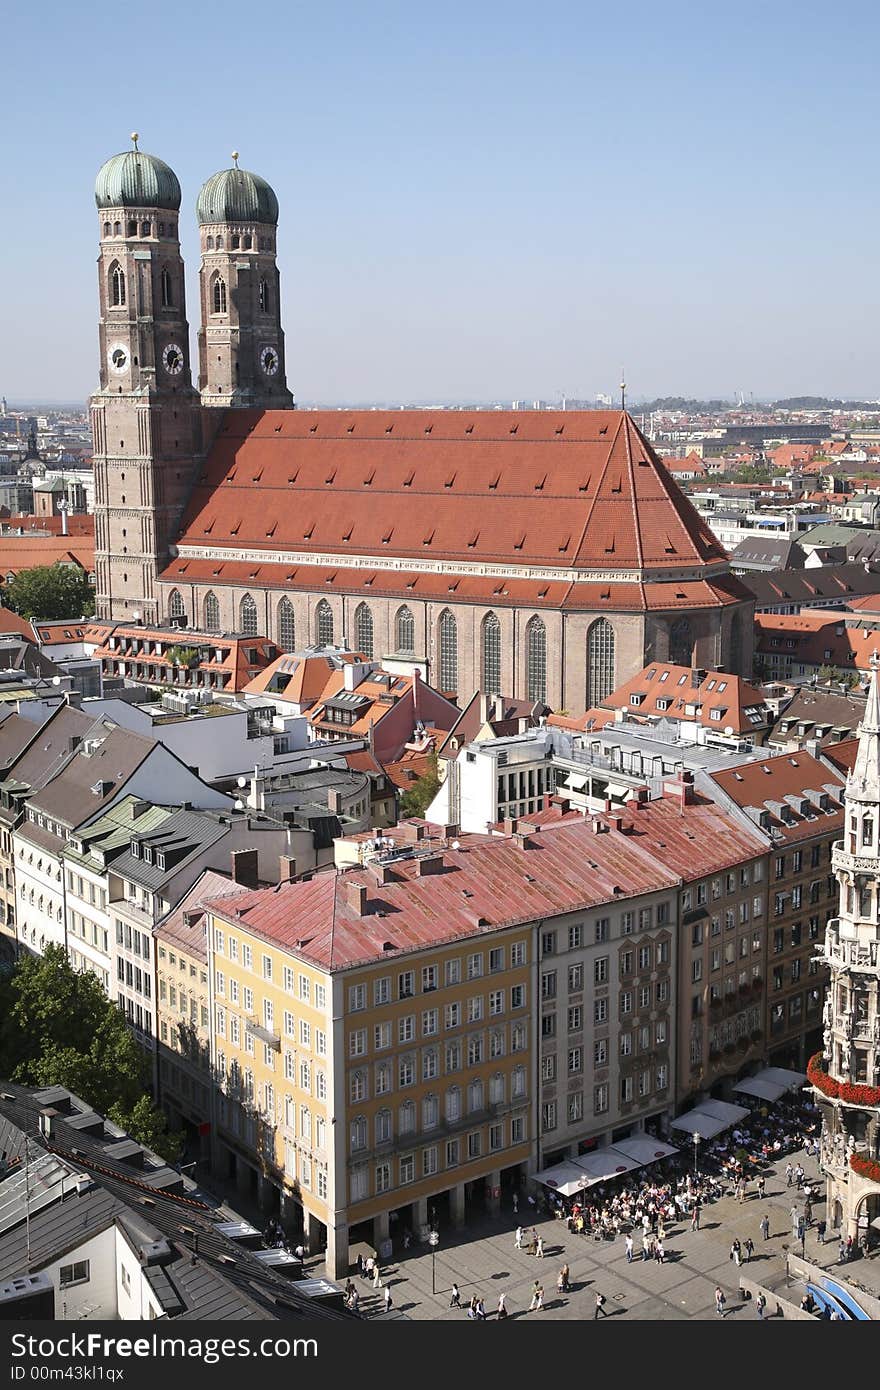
715,1286,727,1318
795,1165,805,1190
642,1233,650,1261
656,1240,665,1264
356,1252,364,1277
476,1297,486,1320
594,1291,608,1319
349,1288,360,1313
383,1284,392,1313
692,1204,701,1232
756,1292,767,1320
730,1240,741,1268
497,1292,508,1319
529,1281,544,1312
515,1225,524,1250
790,1204,799,1236
560,1263,570,1292
373,1261,382,1289
838,1238,847,1264
363,1255,373,1281
760,1214,770,1241
535,1235,544,1259
450,1282,461,1309
817,1219,827,1245
295,1243,305,1265
512,1191,519,1215
785,1163,793,1187
625,1233,634,1263
744,1237,754,1263
758,1176,766,1199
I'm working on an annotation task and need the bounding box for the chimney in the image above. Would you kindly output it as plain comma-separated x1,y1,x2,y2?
503,816,519,835
230,848,259,888
412,666,421,719
606,813,624,832
691,668,706,688
417,854,444,877
443,823,460,840
479,692,490,724
328,789,341,813
38,1109,56,1140
664,769,695,810
343,878,368,915
633,786,650,806
279,855,297,883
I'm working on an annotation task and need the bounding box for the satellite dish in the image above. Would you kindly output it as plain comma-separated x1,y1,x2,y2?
451,840,461,851
233,798,244,811
724,726,734,735
236,775,247,788
51,676,61,686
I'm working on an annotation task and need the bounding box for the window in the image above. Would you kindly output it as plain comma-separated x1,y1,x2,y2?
423,1007,439,1035
595,917,609,943
482,612,502,693
110,263,125,307
439,610,458,692
594,956,609,985
349,1028,367,1057
299,1019,311,1047
467,1131,482,1159
445,958,461,987
541,930,556,955
446,1039,462,1071
594,998,607,1023
541,1014,556,1039
399,1056,416,1087
396,605,415,654
467,952,483,980
373,975,391,1005
489,989,504,1015
669,617,693,666
568,963,584,991
60,1261,90,1288
541,1101,557,1132
315,599,334,646
259,276,271,313
467,996,483,1023
621,1075,634,1103
398,1014,415,1043
160,266,173,307
355,602,374,659
445,1002,461,1029
398,970,415,999
594,1084,609,1114
526,616,547,703
277,597,295,651
541,970,557,1000
212,274,227,313
467,1035,484,1064
240,593,258,636
489,946,505,972
511,941,527,967
542,1053,557,1082
587,618,615,704
568,1046,583,1074
399,1153,415,1185
692,959,703,983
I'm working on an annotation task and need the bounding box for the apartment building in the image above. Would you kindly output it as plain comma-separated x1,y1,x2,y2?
154,870,249,1154
709,749,846,1069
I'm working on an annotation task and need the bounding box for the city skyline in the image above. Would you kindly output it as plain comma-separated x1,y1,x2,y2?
4,1,880,403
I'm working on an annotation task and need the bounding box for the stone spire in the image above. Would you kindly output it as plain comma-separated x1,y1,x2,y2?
850,653,880,804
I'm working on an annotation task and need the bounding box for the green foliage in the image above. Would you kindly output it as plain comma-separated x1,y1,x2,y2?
3,564,95,621
167,645,198,667
0,947,183,1163
399,753,440,818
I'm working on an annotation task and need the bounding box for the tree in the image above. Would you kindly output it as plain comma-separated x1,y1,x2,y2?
0,947,182,1163
399,753,440,818
3,564,95,620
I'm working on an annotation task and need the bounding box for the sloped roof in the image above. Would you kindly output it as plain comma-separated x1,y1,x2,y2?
568,661,769,736
173,410,727,577
709,750,845,844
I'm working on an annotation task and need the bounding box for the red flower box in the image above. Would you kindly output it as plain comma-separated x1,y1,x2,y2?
850,1153,880,1183
808,1052,880,1107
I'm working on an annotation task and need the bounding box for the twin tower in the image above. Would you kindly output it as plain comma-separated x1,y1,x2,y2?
90,137,293,623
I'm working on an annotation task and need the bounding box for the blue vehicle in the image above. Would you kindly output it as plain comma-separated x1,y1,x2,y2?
819,1276,871,1321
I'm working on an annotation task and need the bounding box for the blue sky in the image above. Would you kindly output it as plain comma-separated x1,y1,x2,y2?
4,0,880,404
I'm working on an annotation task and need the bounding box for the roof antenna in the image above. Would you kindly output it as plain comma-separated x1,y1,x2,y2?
130,132,139,150
231,150,240,168
619,369,627,413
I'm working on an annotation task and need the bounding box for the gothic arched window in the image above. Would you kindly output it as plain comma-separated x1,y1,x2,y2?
109,263,125,307
239,593,258,636
206,235,214,251
587,618,616,706
168,589,185,621
396,605,415,655
670,617,694,667
103,222,111,237
482,612,501,694
212,275,227,314
526,615,547,703
160,268,173,308
259,278,271,313
278,597,295,651
316,599,334,646
355,603,374,659
439,609,458,694
203,591,220,630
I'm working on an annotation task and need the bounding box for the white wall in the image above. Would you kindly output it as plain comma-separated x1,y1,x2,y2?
41,1224,118,1320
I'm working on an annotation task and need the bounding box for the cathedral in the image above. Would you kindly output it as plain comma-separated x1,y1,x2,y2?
90,140,754,711
814,657,880,1242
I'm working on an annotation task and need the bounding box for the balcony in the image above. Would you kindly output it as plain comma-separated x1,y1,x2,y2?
832,840,880,874
820,921,880,973
245,1018,280,1050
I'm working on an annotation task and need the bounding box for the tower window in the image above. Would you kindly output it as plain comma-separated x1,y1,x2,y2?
527,615,547,703
259,279,271,313
158,222,165,236
103,221,111,237
355,603,373,659
212,276,227,314
278,597,295,651
127,220,137,237
141,221,151,237
396,605,415,655
316,599,334,647
439,610,458,694
113,221,121,236
206,235,214,250
482,612,501,695
215,235,223,250
203,591,220,630
231,235,240,250
587,618,616,705
110,263,125,307
160,268,173,308
243,234,252,250
239,593,258,636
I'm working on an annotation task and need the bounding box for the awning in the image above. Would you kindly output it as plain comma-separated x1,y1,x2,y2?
669,1099,750,1140
605,782,631,799
533,1161,594,1198
611,1136,679,1166
733,1076,786,1103
574,1148,641,1183
757,1066,808,1092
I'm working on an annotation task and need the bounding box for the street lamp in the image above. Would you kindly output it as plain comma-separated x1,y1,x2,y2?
428,1230,439,1295
693,1131,701,1181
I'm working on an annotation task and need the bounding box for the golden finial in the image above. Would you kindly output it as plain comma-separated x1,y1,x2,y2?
130,132,139,150
231,150,240,167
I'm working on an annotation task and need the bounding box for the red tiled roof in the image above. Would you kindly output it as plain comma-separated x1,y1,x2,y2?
0,610,37,643
709,751,845,844
0,537,94,577
173,410,727,576
577,661,769,736
755,611,880,672
205,798,765,972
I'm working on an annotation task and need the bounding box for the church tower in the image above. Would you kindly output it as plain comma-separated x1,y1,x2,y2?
196,156,293,409
814,655,880,1242
91,137,202,623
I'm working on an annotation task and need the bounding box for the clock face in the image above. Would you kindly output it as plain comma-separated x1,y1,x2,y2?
162,342,184,375
107,343,129,375
260,345,279,377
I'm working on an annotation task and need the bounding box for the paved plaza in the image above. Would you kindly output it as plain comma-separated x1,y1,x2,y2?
343,1148,877,1320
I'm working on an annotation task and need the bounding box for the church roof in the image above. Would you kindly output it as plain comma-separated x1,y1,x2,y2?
173,410,730,581
197,167,279,226
95,150,181,212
